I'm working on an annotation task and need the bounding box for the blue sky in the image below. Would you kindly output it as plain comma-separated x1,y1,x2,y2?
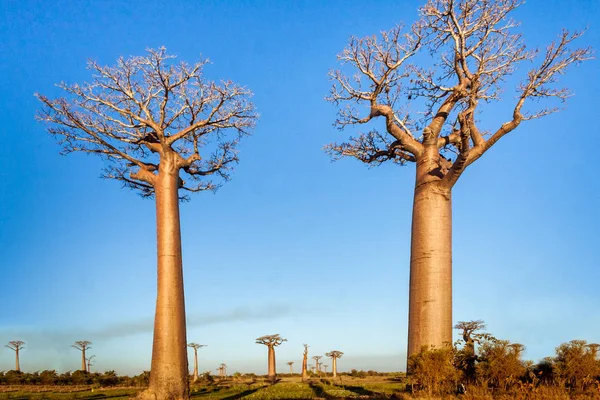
0,0,598,375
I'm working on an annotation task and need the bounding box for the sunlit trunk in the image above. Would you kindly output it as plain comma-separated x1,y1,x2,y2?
302,353,308,381
147,163,189,400
407,155,453,364
81,348,86,372
268,346,276,382
193,349,198,382
332,357,337,378
15,349,20,372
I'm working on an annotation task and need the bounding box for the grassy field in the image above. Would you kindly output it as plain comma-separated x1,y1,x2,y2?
2,376,599,399
0,376,405,400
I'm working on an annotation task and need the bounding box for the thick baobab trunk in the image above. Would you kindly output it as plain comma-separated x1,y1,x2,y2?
147,162,189,400
15,349,20,372
301,353,308,381
193,349,199,382
81,349,86,372
268,345,276,382
332,357,337,378
407,155,453,362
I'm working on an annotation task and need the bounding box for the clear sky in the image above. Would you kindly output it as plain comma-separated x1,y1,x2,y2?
0,0,598,376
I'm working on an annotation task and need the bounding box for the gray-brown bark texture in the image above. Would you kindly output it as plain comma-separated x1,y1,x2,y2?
302,344,309,381
36,48,257,400
326,0,592,368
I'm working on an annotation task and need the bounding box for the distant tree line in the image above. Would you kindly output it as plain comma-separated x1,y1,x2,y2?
0,370,149,387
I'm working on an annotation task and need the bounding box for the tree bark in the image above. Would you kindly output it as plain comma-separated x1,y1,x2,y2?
193,349,198,382
267,345,276,383
407,154,453,364
332,357,337,378
146,160,189,400
81,348,86,372
15,349,20,372
301,352,308,381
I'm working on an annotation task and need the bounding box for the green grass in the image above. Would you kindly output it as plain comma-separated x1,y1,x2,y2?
0,388,141,400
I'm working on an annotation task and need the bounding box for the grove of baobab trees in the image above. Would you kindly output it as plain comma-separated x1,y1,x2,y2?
326,0,592,364
36,48,257,400
71,341,92,372
5,341,25,372
255,334,287,383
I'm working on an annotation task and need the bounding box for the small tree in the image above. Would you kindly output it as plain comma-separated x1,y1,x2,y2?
301,344,309,381
72,341,92,372
554,340,600,391
326,0,593,364
37,48,257,400
86,355,96,373
287,361,294,374
256,334,286,383
408,346,460,396
325,350,344,378
188,343,207,382
476,339,526,390
5,341,25,372
454,320,489,382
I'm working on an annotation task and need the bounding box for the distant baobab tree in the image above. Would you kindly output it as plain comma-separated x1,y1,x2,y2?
312,356,322,374
256,334,287,383
5,341,25,372
326,0,592,364
188,343,207,382
301,344,309,381
455,320,487,381
217,363,227,377
37,48,257,400
72,341,92,372
322,365,328,374
325,350,344,378
86,355,96,373
287,361,294,374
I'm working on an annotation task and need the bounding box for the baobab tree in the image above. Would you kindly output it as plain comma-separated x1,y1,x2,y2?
5,341,25,372
86,355,96,373
326,0,592,363
188,343,206,382
454,320,488,381
219,363,227,377
72,341,92,372
287,361,294,374
312,356,322,375
322,365,328,374
301,344,309,381
255,334,287,383
37,48,257,399
325,350,344,378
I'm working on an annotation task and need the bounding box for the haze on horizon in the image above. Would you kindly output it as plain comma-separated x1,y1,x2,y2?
1,0,598,376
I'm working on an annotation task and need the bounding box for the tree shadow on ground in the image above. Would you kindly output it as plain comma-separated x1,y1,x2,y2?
336,384,378,397
219,387,263,400
308,382,335,399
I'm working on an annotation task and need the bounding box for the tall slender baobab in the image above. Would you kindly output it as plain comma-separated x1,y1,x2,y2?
72,341,92,372
37,48,257,399
325,351,344,378
219,363,227,377
188,343,206,382
326,0,592,364
301,344,309,381
256,334,287,383
287,361,294,374
5,341,25,372
86,355,96,373
312,356,322,375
